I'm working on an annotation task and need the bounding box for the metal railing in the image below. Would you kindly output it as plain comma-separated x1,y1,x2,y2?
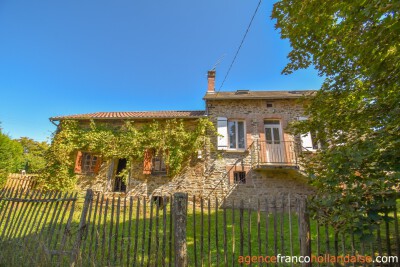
250,140,299,168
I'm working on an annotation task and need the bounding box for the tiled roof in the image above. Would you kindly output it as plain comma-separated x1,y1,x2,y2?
50,110,206,121
203,90,316,100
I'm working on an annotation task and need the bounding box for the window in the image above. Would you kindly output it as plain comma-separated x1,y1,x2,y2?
266,102,274,108
298,117,320,151
228,120,245,149
143,149,168,175
217,118,247,150
152,152,167,174
74,151,102,174
234,171,246,184
82,153,99,173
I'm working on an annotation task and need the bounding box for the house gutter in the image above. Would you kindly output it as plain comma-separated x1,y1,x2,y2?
49,118,59,127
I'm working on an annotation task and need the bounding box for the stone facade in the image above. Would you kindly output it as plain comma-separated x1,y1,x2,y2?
72,99,314,209
55,72,315,209
201,97,314,209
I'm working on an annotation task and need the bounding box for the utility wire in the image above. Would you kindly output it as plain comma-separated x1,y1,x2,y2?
217,0,263,93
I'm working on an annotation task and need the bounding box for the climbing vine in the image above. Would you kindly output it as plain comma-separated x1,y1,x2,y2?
41,118,215,191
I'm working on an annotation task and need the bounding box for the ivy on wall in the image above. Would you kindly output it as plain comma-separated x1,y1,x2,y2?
41,118,215,191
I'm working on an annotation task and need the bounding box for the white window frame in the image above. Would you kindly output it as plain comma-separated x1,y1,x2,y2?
298,117,320,151
228,120,246,150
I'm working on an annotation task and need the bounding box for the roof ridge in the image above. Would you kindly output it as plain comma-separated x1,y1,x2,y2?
50,110,206,121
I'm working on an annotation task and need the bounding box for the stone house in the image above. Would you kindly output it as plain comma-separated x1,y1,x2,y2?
49,71,316,206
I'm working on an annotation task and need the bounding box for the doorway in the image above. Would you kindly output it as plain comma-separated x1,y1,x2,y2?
114,158,127,192
264,120,285,163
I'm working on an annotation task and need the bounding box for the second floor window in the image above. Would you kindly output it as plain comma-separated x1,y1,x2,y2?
228,120,245,149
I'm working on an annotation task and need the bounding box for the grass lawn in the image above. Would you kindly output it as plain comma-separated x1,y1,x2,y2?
0,194,398,266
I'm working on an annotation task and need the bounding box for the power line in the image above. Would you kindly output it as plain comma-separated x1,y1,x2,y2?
217,0,263,93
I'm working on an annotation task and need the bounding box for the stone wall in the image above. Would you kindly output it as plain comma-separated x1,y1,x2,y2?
74,98,314,209
201,98,314,209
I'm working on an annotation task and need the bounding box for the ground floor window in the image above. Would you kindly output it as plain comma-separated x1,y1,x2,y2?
152,152,167,174
74,151,102,175
234,171,246,184
143,149,168,175
82,153,99,173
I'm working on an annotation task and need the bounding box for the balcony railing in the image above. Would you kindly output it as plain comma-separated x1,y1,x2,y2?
249,140,300,169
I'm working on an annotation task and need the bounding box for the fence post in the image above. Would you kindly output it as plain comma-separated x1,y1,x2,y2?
299,198,311,267
173,192,188,267
71,189,93,265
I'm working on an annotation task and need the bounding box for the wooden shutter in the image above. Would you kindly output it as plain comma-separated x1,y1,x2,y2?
165,149,170,175
93,157,102,174
143,149,153,175
74,151,83,174
217,117,228,150
298,117,313,151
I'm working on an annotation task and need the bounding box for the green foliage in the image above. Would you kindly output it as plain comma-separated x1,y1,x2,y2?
273,0,400,232
17,137,49,173
42,118,215,191
0,127,24,185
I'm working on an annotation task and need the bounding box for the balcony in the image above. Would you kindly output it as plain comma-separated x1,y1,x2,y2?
249,140,300,170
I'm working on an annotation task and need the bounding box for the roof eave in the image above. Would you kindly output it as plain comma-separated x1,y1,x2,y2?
49,116,206,122
203,96,313,100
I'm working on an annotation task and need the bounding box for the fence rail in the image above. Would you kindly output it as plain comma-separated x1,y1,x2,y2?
0,187,78,266
5,173,39,190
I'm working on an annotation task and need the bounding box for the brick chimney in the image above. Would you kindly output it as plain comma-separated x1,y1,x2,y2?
207,70,216,93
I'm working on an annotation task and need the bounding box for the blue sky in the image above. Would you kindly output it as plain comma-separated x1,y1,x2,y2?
0,0,323,142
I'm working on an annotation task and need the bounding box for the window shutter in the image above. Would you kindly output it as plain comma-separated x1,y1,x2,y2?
217,117,228,150
93,157,102,174
143,149,153,175
300,133,313,150
165,149,170,175
298,117,313,151
74,151,83,174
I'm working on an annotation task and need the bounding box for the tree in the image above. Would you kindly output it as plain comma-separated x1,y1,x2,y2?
0,126,24,185
17,137,49,173
272,0,400,232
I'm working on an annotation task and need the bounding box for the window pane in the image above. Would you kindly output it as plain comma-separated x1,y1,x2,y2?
154,158,161,171
228,121,236,149
265,128,272,144
234,171,246,184
237,121,245,149
273,127,281,144
311,131,319,150
264,120,280,125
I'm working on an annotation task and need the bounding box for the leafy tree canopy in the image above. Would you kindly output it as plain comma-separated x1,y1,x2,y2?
0,125,24,185
17,137,49,173
272,0,400,232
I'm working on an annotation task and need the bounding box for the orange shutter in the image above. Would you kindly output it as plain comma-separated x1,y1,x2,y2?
74,151,83,174
143,149,153,175
93,157,102,174
165,149,170,174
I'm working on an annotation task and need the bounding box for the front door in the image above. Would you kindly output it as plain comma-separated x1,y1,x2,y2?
114,158,127,192
264,120,285,163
